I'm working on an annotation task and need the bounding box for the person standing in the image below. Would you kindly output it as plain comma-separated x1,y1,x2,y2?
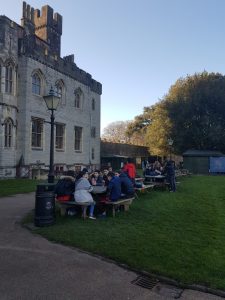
164,160,176,192
123,158,136,184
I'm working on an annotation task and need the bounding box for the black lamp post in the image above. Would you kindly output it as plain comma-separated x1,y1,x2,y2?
43,87,60,183
168,138,173,161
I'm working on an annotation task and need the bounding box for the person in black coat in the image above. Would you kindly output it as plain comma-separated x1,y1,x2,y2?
164,160,176,192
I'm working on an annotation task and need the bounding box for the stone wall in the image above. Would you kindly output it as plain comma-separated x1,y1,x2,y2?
0,2,102,178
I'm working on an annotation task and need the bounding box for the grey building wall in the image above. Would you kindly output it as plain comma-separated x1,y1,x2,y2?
0,2,102,178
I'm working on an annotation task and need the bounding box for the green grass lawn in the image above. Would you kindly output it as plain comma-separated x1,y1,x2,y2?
0,179,44,197
4,175,225,290
31,175,225,290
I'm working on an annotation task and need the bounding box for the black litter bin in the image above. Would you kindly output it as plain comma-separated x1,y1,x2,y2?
34,183,56,227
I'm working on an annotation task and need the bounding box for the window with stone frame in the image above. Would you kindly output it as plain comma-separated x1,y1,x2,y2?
31,118,43,148
4,118,13,148
56,84,62,98
55,123,65,150
91,147,95,160
74,88,83,109
55,80,65,105
91,126,96,138
74,126,82,151
92,98,95,110
32,73,41,95
5,65,13,94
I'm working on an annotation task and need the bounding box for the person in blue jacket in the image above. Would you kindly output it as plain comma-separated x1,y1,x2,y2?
115,170,134,198
107,171,121,202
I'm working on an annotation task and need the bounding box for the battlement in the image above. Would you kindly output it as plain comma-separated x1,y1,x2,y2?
21,2,62,56
34,5,62,35
18,2,102,94
63,54,74,64
21,2,62,34
22,2,34,23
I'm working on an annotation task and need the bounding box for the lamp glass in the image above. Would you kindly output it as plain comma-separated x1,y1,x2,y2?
43,88,60,110
168,138,173,146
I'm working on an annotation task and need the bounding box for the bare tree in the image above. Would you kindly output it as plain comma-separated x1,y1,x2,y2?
102,121,146,145
101,121,131,143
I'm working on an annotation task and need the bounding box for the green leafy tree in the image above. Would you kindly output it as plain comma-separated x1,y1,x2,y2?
165,72,225,153
145,102,172,156
126,106,152,146
131,71,225,155
126,106,152,135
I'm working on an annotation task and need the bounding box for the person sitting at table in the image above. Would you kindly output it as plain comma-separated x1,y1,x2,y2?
102,169,110,186
96,171,121,218
145,163,160,176
122,158,136,184
108,166,113,172
107,171,121,202
153,160,163,174
90,170,104,186
74,170,96,219
115,170,134,198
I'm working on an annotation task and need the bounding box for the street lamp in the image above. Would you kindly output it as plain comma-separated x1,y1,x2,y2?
168,137,173,160
43,87,60,183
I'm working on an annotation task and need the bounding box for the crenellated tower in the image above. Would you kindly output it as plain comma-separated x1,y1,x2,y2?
21,1,62,57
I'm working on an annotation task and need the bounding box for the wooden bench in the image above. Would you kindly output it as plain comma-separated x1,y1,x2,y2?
56,200,92,219
104,198,134,217
134,184,154,199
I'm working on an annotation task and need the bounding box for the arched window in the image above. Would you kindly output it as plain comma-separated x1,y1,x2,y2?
5,65,13,93
32,73,41,95
92,98,95,110
74,88,83,109
56,85,62,98
55,80,65,105
75,93,80,108
4,118,13,148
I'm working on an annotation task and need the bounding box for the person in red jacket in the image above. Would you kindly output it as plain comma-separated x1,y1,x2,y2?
123,158,136,184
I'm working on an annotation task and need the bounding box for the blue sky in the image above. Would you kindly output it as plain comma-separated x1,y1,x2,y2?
2,0,225,133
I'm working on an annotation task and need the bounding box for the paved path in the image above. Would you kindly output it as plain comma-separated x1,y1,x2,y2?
0,193,223,300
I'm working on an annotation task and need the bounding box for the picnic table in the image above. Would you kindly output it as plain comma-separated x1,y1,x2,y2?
91,185,107,194
134,184,154,199
135,177,144,182
144,175,168,189
57,186,107,218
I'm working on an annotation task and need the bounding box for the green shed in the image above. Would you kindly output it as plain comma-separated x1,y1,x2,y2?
183,150,224,174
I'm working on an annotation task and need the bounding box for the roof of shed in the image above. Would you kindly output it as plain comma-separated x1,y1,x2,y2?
101,155,129,158
183,149,224,157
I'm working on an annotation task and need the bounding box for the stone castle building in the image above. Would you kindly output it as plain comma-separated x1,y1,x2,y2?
0,2,102,178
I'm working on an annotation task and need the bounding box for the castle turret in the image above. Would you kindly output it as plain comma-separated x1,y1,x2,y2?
21,1,35,35
21,2,62,57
